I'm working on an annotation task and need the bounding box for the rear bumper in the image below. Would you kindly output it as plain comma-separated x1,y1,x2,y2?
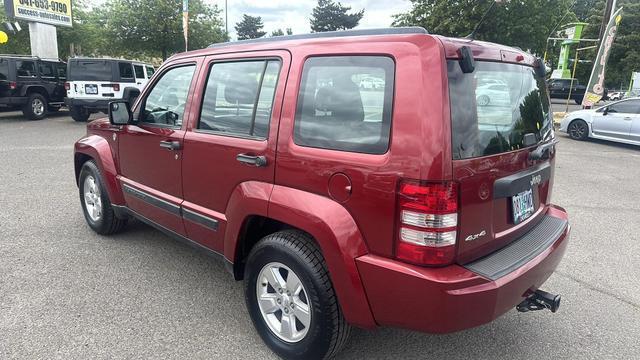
65,98,115,110
356,205,570,333
0,96,28,106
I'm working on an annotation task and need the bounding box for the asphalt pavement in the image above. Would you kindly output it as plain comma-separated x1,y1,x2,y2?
1,110,639,359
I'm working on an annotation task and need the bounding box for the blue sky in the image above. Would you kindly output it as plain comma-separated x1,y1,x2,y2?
206,0,413,39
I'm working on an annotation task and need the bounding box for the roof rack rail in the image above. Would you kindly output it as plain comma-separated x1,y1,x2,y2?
0,54,39,59
208,27,428,48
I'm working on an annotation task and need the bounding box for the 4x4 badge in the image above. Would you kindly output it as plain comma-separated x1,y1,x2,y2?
465,230,486,242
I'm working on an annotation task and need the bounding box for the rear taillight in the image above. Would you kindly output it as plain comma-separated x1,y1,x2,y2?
64,82,70,91
112,84,120,91
395,181,458,266
9,81,16,90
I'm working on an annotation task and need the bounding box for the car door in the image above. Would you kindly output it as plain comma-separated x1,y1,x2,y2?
117,58,202,235
592,99,637,140
627,100,640,143
180,51,290,252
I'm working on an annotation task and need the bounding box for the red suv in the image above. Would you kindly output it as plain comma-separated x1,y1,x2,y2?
74,28,570,359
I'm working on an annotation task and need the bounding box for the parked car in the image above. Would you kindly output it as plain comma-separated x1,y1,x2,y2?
608,91,624,101
65,58,154,122
73,28,570,359
559,97,640,145
475,82,510,106
0,55,66,120
548,78,586,104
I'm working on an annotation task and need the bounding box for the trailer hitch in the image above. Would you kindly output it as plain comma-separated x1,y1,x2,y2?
516,289,561,313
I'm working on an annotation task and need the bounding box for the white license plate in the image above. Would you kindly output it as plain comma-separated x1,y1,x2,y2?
85,84,98,94
512,189,534,224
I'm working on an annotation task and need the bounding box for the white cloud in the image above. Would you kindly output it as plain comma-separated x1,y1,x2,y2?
205,0,413,39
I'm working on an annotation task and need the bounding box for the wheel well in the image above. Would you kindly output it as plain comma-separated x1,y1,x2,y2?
232,216,305,280
25,86,49,100
74,153,93,185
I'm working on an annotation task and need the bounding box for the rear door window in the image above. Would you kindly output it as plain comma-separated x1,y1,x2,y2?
198,60,280,139
16,61,37,78
607,100,640,114
119,62,134,80
134,65,145,79
293,56,394,154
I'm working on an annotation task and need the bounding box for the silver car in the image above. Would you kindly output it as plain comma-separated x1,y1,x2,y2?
559,97,640,146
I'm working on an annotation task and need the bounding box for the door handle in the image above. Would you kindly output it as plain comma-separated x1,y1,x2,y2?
236,153,267,167
624,117,633,121
159,140,181,150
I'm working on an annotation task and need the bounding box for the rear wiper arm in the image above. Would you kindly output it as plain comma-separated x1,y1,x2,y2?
528,138,559,161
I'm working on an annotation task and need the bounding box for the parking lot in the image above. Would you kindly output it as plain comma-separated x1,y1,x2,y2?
1,109,639,359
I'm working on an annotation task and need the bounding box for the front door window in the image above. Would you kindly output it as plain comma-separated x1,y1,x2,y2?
138,65,195,127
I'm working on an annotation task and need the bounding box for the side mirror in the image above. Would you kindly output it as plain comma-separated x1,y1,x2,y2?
109,101,132,125
602,107,609,115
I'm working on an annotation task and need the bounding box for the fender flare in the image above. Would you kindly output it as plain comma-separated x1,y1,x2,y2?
74,135,125,205
20,85,48,98
262,185,376,329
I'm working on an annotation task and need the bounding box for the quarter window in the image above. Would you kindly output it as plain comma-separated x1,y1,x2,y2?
39,62,55,78
198,60,281,139
294,56,394,154
134,65,145,79
16,61,37,77
139,65,196,127
146,66,155,78
56,64,66,79
119,62,134,79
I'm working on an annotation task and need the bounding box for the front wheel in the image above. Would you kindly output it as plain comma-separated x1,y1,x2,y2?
568,119,589,141
79,161,127,235
245,231,351,360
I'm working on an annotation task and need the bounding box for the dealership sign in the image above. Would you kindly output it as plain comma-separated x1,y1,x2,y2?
4,0,72,27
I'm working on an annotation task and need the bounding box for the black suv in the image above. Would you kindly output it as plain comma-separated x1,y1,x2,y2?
0,55,67,120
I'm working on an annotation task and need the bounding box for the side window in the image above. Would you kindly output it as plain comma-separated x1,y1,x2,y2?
608,100,640,114
198,59,281,139
139,65,195,127
119,62,134,80
16,61,37,78
146,66,155,79
294,56,394,154
39,62,55,78
134,65,145,79
57,64,67,80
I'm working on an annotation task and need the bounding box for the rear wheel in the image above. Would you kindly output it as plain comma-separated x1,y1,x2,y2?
568,119,589,140
70,106,90,122
22,93,47,120
245,230,351,360
79,161,127,235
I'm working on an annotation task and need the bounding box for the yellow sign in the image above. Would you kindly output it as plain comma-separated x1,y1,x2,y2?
5,0,73,27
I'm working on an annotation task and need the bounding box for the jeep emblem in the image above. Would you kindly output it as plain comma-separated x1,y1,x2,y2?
530,174,542,187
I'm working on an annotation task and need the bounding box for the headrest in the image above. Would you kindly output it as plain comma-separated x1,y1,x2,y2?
313,78,364,122
224,74,258,105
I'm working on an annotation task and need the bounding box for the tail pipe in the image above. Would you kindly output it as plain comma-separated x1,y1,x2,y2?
516,289,561,313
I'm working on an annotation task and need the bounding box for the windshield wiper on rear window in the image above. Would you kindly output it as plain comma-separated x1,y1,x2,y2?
528,136,559,161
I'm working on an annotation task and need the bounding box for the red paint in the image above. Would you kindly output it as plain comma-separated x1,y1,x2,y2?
74,32,569,333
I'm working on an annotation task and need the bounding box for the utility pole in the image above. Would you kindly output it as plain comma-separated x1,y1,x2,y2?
597,0,615,44
225,0,228,38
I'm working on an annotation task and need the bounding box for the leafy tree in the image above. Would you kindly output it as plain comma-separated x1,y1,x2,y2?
0,11,30,54
310,0,364,32
235,14,266,40
105,0,226,60
392,0,576,56
271,28,293,37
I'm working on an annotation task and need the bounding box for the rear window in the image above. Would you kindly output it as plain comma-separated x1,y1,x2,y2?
134,65,144,79
294,56,394,154
68,60,114,81
0,59,8,80
448,61,551,160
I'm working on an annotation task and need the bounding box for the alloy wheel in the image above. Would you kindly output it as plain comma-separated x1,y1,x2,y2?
568,121,587,140
83,175,102,221
32,98,45,116
256,262,311,343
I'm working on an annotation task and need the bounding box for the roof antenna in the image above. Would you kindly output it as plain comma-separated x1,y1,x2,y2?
466,0,505,40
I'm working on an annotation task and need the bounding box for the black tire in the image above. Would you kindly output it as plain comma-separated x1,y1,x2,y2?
245,230,351,360
567,119,589,141
78,161,127,235
70,106,90,122
22,93,47,120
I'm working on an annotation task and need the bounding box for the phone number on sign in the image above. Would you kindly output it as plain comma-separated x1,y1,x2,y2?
18,0,68,14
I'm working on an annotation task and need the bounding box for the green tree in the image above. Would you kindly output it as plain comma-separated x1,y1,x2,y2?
235,14,266,40
271,28,293,37
310,0,364,32
105,0,226,60
392,0,576,56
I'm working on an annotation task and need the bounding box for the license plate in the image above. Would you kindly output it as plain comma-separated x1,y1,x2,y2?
85,84,98,95
512,189,534,224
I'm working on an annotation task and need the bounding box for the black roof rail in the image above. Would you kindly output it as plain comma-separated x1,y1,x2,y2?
0,54,65,62
208,27,428,48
